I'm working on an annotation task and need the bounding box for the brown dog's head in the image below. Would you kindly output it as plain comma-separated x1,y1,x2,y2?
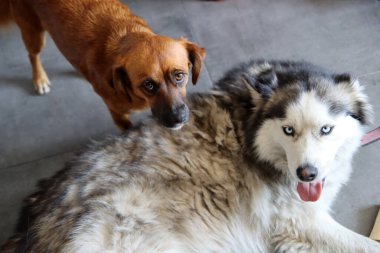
111,36,205,129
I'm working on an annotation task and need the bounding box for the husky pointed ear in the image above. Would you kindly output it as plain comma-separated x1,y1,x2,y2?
333,74,373,125
241,69,278,103
241,75,262,105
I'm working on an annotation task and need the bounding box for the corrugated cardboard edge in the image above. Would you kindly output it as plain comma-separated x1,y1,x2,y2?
370,208,380,242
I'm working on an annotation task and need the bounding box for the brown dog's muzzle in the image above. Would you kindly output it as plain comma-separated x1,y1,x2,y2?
151,103,189,130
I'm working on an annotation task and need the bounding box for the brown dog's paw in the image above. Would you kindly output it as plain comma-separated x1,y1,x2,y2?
116,120,132,132
109,110,133,131
116,116,133,132
33,75,51,95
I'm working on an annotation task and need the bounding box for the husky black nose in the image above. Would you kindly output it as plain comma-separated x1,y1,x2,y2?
296,165,318,182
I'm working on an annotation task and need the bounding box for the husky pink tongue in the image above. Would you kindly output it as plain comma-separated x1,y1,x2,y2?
297,180,323,202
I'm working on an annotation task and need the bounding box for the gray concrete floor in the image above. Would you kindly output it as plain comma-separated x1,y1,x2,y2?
0,0,380,246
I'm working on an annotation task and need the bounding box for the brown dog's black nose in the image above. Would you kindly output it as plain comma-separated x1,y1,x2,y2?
152,103,189,128
170,104,189,125
296,165,318,182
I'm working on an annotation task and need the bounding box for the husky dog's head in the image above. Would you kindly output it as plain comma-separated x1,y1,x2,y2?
226,61,372,203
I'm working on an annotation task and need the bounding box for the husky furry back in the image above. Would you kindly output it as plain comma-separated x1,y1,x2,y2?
2,60,379,253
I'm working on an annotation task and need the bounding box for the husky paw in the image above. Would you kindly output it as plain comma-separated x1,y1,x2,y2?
274,238,314,253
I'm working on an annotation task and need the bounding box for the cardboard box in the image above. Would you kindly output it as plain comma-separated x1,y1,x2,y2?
370,208,380,242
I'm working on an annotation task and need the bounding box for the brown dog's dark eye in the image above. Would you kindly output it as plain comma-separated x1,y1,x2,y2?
174,72,186,86
142,80,159,94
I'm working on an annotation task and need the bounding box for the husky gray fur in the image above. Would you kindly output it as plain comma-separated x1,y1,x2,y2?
2,60,379,253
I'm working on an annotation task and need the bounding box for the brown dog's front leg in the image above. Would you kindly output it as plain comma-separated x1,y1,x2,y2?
12,0,50,94
109,110,132,131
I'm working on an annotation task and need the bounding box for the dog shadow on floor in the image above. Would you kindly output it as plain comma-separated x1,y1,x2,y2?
0,76,37,95
0,69,83,95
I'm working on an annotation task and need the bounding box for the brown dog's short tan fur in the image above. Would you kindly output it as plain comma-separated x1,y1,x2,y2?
0,0,205,130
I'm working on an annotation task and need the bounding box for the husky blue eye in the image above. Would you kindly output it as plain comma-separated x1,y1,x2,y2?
321,125,333,135
282,126,294,136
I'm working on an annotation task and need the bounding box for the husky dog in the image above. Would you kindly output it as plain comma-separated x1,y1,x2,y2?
2,60,379,253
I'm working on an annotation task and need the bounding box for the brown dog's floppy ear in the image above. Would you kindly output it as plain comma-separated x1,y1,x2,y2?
111,66,133,102
183,41,206,85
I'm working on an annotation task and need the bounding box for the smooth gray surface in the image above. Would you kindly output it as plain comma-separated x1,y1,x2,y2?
0,0,379,245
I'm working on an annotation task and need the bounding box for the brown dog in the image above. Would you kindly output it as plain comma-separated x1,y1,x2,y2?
0,0,205,130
